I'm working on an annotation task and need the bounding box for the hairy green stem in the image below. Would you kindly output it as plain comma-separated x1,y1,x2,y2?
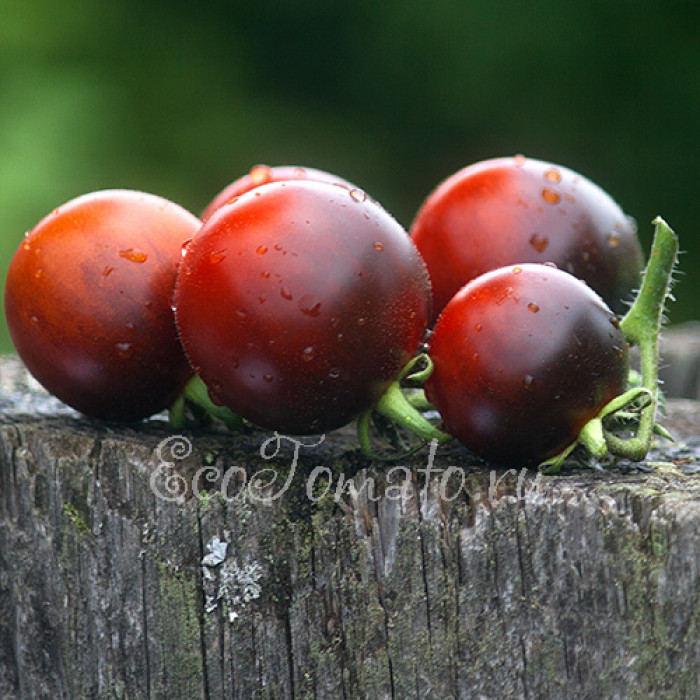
605,216,678,460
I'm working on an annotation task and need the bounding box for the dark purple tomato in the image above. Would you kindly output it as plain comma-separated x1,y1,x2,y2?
410,155,644,323
425,263,629,466
4,189,200,421
201,164,356,222
175,180,431,434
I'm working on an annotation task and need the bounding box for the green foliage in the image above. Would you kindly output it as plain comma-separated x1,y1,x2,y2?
2,0,700,353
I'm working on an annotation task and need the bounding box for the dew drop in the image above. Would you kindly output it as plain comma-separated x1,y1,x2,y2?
34,269,43,279
22,241,31,251
541,187,561,205
301,346,315,362
613,345,625,359
181,239,192,257
328,368,341,380
474,323,483,332
235,309,247,320
261,271,270,279
357,316,366,326
582,251,591,263
528,302,540,313
103,265,115,277
249,164,272,186
299,294,322,317
115,342,132,353
374,241,384,251
337,332,344,342
512,266,522,274
119,248,148,263
209,249,227,264
30,315,39,324
280,286,293,300
256,245,268,255
513,154,526,166
607,233,620,247
522,374,534,387
125,321,135,330
529,232,549,252
293,167,307,178
349,188,367,203
263,374,274,383
544,167,562,183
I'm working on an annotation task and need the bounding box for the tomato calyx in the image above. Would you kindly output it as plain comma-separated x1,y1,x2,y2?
539,216,679,473
356,354,452,461
169,374,246,432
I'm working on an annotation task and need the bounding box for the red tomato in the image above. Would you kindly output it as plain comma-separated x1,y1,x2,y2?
425,263,629,467
175,180,431,435
410,155,644,323
4,190,200,421
201,164,356,221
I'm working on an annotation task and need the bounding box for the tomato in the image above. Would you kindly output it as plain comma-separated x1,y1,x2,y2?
425,263,629,467
410,155,645,323
175,180,431,435
4,189,200,421
201,164,356,221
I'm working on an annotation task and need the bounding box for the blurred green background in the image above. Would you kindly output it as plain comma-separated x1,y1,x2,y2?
2,0,698,354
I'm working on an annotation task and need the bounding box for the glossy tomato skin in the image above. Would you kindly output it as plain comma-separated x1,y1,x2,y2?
425,263,629,467
176,180,431,435
201,164,356,222
4,190,200,421
410,155,644,323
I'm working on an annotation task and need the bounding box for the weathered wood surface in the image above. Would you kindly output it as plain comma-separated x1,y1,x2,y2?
1,327,699,700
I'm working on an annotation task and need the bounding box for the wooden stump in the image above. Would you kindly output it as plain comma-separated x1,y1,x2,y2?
1,341,699,699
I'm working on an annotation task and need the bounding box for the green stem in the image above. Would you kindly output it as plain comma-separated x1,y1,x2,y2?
606,216,678,460
169,374,245,431
357,354,451,460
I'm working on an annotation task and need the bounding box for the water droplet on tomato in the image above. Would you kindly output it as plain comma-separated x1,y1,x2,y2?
115,342,132,353
337,332,344,342
261,271,270,279
607,233,620,247
22,240,31,251
293,167,307,178
544,168,562,183
328,368,341,380
374,242,384,251
34,269,43,279
513,154,526,166
263,374,274,383
125,321,135,330
512,266,522,274
249,164,272,185
349,188,367,203
236,309,247,320
613,345,624,359
30,315,39,324
119,248,148,263
103,265,115,277
280,286,293,300
256,245,268,255
582,251,591,263
299,294,322,317
301,346,315,362
541,187,561,205
528,302,540,313
529,232,549,252
522,374,534,387
474,323,483,332
181,239,192,257
209,249,227,264
357,316,367,326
